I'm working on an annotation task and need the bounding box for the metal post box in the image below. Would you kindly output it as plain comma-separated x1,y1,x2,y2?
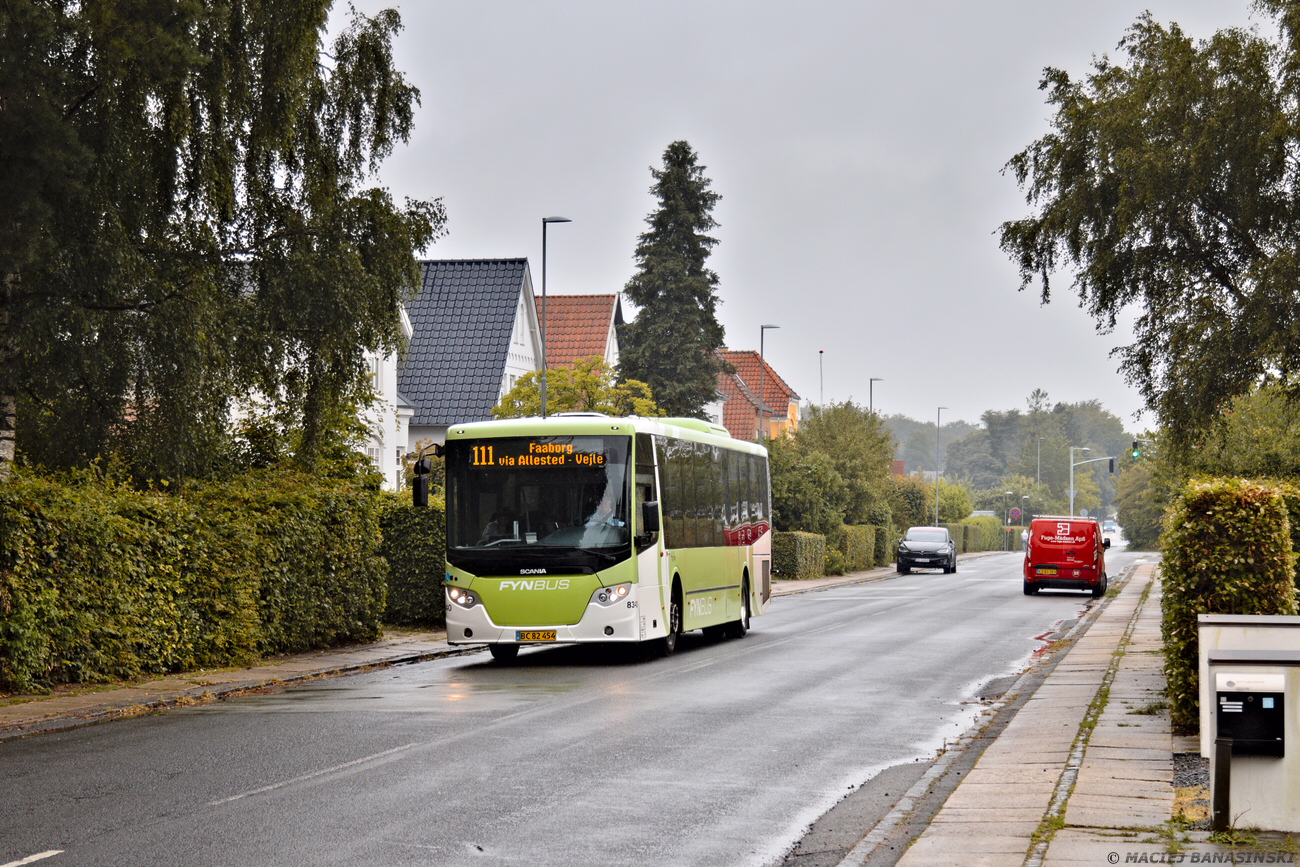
1215,671,1285,757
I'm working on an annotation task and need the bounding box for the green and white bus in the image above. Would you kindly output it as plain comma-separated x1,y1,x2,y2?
442,413,772,661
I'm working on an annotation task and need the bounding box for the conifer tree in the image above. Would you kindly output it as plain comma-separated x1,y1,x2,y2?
619,141,727,418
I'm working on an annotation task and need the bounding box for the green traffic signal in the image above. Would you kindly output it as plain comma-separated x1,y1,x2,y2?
1130,441,1142,458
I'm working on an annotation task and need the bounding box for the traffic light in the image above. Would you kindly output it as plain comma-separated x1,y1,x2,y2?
1130,441,1142,458
1109,457,1116,473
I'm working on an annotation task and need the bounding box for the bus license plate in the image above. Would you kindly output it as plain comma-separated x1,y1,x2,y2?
516,630,556,642
1037,568,1058,576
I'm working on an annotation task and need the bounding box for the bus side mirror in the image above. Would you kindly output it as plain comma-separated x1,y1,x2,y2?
641,501,660,534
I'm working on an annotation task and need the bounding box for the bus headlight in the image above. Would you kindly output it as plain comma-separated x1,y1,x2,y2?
448,586,479,608
591,584,632,607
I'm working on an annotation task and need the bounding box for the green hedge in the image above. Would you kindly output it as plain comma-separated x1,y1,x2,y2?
872,523,895,567
0,469,387,693
839,525,876,571
774,531,826,580
380,494,447,627
959,516,1004,552
1160,478,1298,730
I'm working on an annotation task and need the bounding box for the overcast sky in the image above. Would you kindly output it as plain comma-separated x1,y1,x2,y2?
336,0,1261,429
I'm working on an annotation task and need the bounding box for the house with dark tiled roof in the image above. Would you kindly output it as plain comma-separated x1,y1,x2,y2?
715,349,801,441
398,259,543,450
535,294,623,369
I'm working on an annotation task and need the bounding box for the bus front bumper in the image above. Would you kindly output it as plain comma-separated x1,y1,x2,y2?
445,595,648,646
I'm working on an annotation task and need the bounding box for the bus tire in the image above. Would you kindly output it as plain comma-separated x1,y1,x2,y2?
655,581,683,656
488,644,519,663
726,576,750,639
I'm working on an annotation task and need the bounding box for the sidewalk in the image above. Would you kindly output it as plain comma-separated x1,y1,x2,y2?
0,563,905,740
864,562,1296,866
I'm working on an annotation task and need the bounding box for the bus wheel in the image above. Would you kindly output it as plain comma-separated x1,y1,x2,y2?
489,644,519,663
656,584,683,656
727,577,750,639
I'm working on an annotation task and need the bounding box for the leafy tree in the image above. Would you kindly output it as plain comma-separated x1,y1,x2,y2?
945,429,1005,490
0,3,443,481
618,141,728,417
1000,11,1298,444
768,435,848,537
1178,384,1300,480
493,356,661,419
1114,458,1163,550
936,480,973,524
796,401,895,524
888,476,931,531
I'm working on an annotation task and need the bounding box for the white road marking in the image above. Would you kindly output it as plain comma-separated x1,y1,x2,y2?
0,852,64,867
209,742,420,806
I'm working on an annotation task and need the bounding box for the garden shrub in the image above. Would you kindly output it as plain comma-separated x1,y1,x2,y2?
941,523,966,553
1160,478,1298,730
960,515,1003,552
839,525,875,571
774,531,826,580
380,493,447,627
0,468,387,693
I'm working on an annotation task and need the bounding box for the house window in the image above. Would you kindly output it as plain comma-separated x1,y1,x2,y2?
368,356,380,391
366,447,381,468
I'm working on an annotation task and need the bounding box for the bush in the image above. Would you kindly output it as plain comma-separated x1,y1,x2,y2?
1160,478,1298,730
773,531,826,580
873,524,895,567
959,515,1003,552
0,468,387,693
380,494,447,627
941,523,968,553
839,525,876,571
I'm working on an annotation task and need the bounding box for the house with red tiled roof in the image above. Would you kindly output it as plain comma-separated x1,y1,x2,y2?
534,294,623,369
715,349,800,441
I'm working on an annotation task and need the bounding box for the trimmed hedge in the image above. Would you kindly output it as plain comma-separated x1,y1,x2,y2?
774,531,827,580
0,469,387,693
380,495,447,627
839,525,876,571
872,523,895,567
959,516,1004,552
1160,478,1298,730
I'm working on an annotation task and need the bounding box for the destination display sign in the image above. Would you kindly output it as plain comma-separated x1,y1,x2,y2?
465,437,609,470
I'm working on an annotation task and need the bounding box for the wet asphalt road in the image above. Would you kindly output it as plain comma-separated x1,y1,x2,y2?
1,548,1148,867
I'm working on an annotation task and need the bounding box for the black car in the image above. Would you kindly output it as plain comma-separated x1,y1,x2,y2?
897,526,957,574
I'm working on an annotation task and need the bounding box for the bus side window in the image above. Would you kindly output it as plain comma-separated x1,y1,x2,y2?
635,433,657,537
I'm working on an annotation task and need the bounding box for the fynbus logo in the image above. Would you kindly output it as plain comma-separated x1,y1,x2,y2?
500,579,571,591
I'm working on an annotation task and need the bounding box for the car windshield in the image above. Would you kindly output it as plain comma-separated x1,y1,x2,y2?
904,529,946,543
444,435,632,573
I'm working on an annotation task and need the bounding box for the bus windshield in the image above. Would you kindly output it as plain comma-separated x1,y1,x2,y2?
444,435,632,573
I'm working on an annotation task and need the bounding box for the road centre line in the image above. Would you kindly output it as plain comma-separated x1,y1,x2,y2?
0,852,63,867
209,743,420,806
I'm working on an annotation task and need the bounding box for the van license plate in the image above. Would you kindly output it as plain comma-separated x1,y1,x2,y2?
1037,568,1058,576
516,630,556,642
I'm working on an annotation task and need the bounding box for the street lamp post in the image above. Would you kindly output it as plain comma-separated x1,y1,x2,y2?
819,350,824,406
1069,446,1090,516
870,378,883,415
935,406,947,526
1004,491,1014,550
760,324,779,439
1037,436,1044,486
540,216,571,418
